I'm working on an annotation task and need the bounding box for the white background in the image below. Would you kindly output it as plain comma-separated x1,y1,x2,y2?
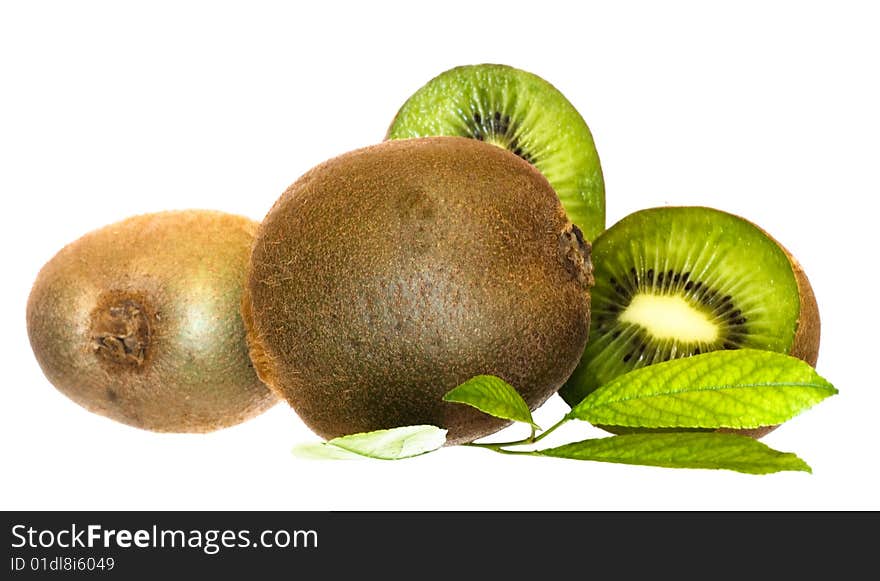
1,1,877,510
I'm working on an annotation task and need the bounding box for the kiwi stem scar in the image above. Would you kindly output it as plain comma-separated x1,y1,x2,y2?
90,297,151,368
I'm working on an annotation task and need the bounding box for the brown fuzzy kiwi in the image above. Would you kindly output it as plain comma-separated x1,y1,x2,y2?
243,136,593,445
26,210,277,432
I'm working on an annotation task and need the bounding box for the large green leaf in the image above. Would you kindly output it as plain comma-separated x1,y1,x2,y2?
443,375,538,428
536,432,811,474
570,349,837,429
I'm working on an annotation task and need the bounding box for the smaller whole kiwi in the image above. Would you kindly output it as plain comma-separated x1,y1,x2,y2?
26,210,277,432
244,137,593,445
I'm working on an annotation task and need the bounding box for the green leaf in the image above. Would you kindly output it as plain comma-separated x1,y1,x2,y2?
443,375,538,428
304,425,447,460
292,442,364,460
535,432,811,474
570,349,837,429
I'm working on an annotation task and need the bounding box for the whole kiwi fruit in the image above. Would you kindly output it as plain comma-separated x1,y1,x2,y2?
243,137,593,445
27,210,277,432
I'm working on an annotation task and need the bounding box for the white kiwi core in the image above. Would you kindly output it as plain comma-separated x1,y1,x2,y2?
619,293,718,343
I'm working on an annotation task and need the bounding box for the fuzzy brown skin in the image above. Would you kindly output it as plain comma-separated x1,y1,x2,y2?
244,137,593,445
27,210,277,432
788,256,821,367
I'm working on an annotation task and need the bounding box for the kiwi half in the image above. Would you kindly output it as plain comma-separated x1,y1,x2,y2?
26,210,277,432
386,63,605,242
559,206,820,408
243,137,593,445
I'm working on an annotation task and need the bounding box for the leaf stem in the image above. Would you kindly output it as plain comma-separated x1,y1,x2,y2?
463,443,538,456
531,416,569,444
466,417,571,449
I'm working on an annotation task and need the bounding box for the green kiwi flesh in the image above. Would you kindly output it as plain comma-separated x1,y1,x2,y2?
559,206,820,410
26,210,277,432
386,64,605,242
243,137,593,445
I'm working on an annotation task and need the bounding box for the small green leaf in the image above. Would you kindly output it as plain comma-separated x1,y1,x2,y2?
443,375,538,428
535,432,811,474
570,349,837,429
312,425,447,460
292,442,364,460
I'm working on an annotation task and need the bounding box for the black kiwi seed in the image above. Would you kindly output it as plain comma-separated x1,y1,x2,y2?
466,110,535,164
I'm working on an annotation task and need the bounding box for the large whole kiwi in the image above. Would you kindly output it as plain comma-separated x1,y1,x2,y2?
243,137,593,445
26,210,277,432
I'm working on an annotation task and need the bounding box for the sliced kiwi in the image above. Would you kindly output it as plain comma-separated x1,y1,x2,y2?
386,63,605,242
559,206,820,408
